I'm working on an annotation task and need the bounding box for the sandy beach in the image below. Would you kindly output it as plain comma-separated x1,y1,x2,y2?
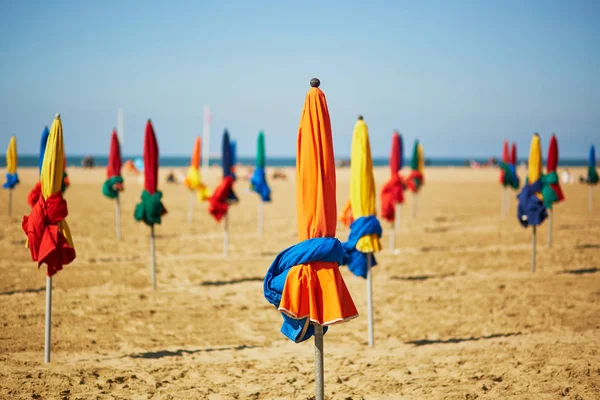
1,166,598,399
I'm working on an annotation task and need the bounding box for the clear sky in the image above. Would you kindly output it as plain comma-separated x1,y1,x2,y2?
1,0,598,159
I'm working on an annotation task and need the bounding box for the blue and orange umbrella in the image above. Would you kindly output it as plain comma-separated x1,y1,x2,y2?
264,78,357,399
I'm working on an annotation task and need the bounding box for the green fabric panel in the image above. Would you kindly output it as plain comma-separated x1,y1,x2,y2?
134,189,165,226
588,165,599,184
257,131,265,168
410,140,419,170
102,176,124,199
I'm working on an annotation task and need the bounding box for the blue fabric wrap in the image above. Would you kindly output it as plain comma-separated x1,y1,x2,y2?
264,237,345,343
517,179,548,227
340,215,383,279
250,167,271,202
39,127,49,172
3,173,19,189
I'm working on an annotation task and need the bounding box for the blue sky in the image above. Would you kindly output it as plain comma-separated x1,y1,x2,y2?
1,0,598,158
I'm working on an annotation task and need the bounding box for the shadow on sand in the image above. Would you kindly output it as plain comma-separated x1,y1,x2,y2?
391,273,456,282
0,287,45,296
201,277,264,287
130,344,255,359
560,268,598,275
406,332,522,347
575,244,600,250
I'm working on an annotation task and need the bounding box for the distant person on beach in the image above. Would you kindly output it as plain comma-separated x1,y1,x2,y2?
272,169,287,180
166,170,176,184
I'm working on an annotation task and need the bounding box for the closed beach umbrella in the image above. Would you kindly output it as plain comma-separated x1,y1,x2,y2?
22,114,76,363
27,127,50,207
3,136,19,216
102,130,124,239
340,116,382,347
587,145,599,211
250,131,272,236
380,132,404,233
544,134,564,247
517,133,547,272
406,140,425,217
184,137,211,224
134,120,167,290
263,78,358,400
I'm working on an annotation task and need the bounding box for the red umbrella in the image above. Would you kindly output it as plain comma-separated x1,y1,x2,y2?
547,135,564,202
102,130,124,240
500,140,509,183
108,129,123,178
380,132,405,239
144,120,159,195
510,143,517,166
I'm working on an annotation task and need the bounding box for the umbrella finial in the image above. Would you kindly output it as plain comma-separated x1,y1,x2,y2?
55,113,61,119
310,78,320,88
358,115,364,121
534,132,539,136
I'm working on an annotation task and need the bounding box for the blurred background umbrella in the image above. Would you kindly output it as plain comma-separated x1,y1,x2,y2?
3,136,19,216
405,140,425,218
341,116,382,347
134,120,167,290
545,134,564,247
208,130,237,256
587,145,598,212
250,131,271,236
22,114,75,363
380,131,404,250
102,130,124,240
27,127,50,207
517,133,547,272
263,79,357,400
184,137,211,225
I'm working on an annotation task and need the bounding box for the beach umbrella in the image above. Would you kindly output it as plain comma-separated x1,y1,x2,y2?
264,78,358,400
545,134,564,247
102,130,124,240
587,145,599,212
338,200,354,228
405,140,425,218
3,136,19,216
517,133,548,272
380,131,404,250
340,116,383,347
134,120,167,290
22,114,76,363
250,131,271,236
208,130,237,256
510,142,518,167
184,137,211,224
499,140,509,216
230,140,237,178
27,127,50,207
499,140,520,217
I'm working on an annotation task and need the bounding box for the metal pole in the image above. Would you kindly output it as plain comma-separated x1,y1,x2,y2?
590,186,593,213
115,196,121,241
532,226,536,273
505,188,511,216
223,212,229,257
548,209,553,248
389,222,395,251
188,192,194,225
44,276,52,363
8,188,12,217
257,200,264,237
314,323,324,400
395,204,401,232
501,188,505,217
150,226,156,290
367,253,374,347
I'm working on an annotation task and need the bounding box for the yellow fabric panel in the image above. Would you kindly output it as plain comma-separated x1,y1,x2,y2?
417,144,425,175
40,115,73,247
6,136,17,174
349,119,381,253
528,134,543,200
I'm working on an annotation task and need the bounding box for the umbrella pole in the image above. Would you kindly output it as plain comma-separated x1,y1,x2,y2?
150,226,156,290
8,188,12,217
590,186,593,213
258,200,263,237
115,196,121,241
395,204,401,232
532,226,537,273
44,276,52,363
188,192,194,225
314,323,324,400
367,253,374,347
389,222,395,251
501,188,505,217
224,211,229,257
548,209,553,248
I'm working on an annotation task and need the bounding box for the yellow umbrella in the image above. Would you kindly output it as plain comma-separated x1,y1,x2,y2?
350,117,381,253
344,116,383,347
528,134,543,201
22,114,76,363
3,136,19,215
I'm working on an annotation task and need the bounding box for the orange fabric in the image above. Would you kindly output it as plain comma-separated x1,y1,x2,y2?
191,137,201,169
279,263,358,325
279,84,357,326
338,199,354,227
296,87,337,241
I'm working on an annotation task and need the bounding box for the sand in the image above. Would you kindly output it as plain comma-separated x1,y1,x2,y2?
1,166,599,400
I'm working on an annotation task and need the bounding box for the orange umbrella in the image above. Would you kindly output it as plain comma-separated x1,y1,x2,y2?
264,78,357,399
184,136,211,224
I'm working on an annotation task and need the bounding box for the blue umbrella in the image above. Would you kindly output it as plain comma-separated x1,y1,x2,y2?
39,127,50,173
250,131,271,202
222,130,237,202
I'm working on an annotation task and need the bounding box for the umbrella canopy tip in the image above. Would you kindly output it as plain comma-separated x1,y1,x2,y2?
147,118,152,123
55,113,61,119
310,78,320,88
357,115,364,121
534,132,540,137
